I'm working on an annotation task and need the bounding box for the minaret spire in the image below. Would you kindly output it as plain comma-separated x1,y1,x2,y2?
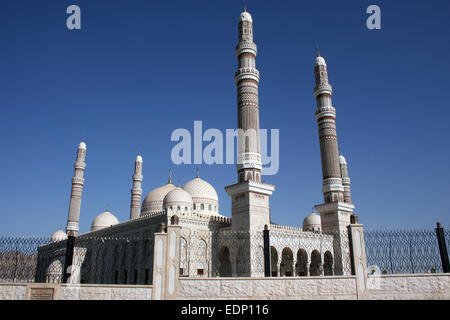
65,141,87,237
168,168,172,184
129,154,143,220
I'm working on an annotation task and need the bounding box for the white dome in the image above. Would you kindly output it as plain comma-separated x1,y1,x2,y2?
51,230,67,242
183,177,219,214
163,187,193,210
91,210,119,232
141,183,176,214
315,56,326,66
339,154,347,165
239,11,253,23
303,212,321,232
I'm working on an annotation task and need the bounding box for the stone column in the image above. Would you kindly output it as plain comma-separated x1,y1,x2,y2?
347,219,368,298
152,228,167,300
165,224,181,299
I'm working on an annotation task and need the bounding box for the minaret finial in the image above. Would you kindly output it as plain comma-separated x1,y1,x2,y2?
243,0,246,12
168,169,172,184
316,45,320,57
196,168,200,178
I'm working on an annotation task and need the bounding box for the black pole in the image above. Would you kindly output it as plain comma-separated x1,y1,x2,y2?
63,235,75,283
263,225,271,277
435,222,450,273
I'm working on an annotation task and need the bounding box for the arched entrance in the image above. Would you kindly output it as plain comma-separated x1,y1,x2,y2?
310,250,322,276
280,247,293,276
295,249,308,276
218,246,232,277
270,246,278,276
323,251,333,276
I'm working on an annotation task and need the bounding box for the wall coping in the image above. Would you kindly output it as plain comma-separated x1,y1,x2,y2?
179,275,357,281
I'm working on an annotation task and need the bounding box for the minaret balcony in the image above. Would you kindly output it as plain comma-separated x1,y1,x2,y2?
235,42,257,56
235,68,259,83
313,84,333,97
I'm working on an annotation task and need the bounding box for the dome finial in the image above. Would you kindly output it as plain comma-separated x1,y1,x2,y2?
316,45,320,57
243,0,247,12
177,179,180,188
168,169,172,184
196,168,200,178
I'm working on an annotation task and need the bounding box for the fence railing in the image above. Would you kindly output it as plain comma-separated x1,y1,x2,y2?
0,236,50,283
364,228,448,274
1,225,448,284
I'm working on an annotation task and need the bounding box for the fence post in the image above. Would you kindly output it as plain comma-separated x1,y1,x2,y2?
436,222,450,273
152,223,167,300
347,214,368,298
165,218,181,299
62,235,75,283
263,224,271,277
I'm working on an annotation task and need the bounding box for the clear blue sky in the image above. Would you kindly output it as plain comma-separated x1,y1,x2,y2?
1,0,449,236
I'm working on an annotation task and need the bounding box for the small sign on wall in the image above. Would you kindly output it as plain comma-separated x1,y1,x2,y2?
29,288,54,300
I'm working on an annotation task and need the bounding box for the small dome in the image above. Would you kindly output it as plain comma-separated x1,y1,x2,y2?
51,230,67,242
163,187,193,210
136,154,143,162
141,183,176,214
183,177,219,214
91,210,119,232
339,154,347,165
303,212,321,232
315,56,326,67
79,141,86,149
239,11,253,23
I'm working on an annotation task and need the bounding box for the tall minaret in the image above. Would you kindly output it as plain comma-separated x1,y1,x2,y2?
235,9,262,183
339,154,352,204
65,141,87,237
313,51,345,204
129,154,143,220
225,9,274,277
313,52,354,275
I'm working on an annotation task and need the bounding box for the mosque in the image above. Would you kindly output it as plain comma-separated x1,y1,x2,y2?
36,8,356,284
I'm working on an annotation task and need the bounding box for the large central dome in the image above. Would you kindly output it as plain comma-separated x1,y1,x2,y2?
183,177,219,214
141,183,176,215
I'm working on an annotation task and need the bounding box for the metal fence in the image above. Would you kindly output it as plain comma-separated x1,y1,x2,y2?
364,229,447,274
0,236,50,283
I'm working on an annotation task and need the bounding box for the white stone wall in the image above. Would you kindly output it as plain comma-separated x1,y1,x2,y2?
178,276,357,300
365,274,450,300
0,284,27,300
178,274,450,300
0,283,152,300
1,273,449,299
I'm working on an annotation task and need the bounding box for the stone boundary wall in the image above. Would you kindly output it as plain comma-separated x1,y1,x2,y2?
1,273,449,300
178,274,450,300
365,273,450,300
178,276,358,300
0,283,152,300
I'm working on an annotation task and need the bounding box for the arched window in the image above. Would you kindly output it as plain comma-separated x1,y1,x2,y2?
208,204,212,211
295,249,308,276
196,239,207,276
200,204,204,210
179,237,188,276
310,250,322,276
280,248,294,276
324,251,333,276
